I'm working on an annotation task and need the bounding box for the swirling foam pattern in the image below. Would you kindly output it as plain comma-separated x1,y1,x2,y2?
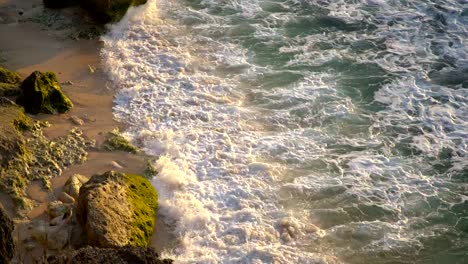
102,0,468,263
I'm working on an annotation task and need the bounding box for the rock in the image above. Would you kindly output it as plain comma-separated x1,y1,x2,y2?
43,0,78,9
103,129,138,153
0,99,30,166
31,220,70,250
48,201,71,219
69,115,84,126
63,174,89,199
77,171,158,247
110,160,124,169
80,0,148,24
16,71,73,114
47,246,173,264
0,83,21,96
0,207,14,263
58,191,76,204
0,66,22,97
0,66,21,84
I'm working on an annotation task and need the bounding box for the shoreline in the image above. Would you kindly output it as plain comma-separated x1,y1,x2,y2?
0,0,174,260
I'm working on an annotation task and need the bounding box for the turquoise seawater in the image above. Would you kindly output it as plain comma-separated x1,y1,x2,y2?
102,0,468,263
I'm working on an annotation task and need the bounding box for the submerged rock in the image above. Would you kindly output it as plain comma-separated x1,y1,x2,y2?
80,0,148,23
43,0,78,9
77,171,158,248
103,129,138,153
17,71,73,114
0,207,14,263
47,246,173,264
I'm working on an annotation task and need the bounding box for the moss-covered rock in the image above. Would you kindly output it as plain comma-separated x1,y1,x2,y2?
17,71,73,114
80,0,148,24
0,66,21,84
0,66,22,96
77,171,158,248
43,0,78,9
103,129,138,153
0,98,31,166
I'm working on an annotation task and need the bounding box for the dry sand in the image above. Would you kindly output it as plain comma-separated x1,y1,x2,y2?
0,0,175,259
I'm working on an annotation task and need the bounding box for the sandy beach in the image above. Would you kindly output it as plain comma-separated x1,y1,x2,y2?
0,0,174,260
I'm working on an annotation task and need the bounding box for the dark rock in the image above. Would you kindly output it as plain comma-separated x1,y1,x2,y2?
80,0,148,23
0,207,14,263
77,171,158,248
47,246,173,264
16,71,73,114
43,0,78,9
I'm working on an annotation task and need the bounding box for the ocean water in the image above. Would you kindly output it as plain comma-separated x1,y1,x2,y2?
101,0,468,263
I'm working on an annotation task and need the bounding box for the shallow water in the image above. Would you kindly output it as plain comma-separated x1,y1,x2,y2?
102,0,468,263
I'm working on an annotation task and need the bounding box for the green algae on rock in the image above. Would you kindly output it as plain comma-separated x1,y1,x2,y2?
77,171,158,248
0,67,22,96
80,0,148,24
103,128,138,153
0,100,94,211
0,66,21,84
17,71,73,114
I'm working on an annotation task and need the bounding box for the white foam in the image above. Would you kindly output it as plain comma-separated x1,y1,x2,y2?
102,0,468,262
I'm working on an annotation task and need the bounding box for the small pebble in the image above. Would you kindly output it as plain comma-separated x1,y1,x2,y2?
69,116,84,126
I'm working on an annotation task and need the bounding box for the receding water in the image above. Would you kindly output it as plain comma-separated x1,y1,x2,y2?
101,0,468,263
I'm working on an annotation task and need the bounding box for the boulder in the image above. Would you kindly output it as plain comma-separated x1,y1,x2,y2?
0,207,14,263
77,171,158,247
47,246,173,264
64,174,89,199
31,220,71,250
80,0,148,24
43,0,78,9
48,201,71,219
16,71,73,114
58,191,76,204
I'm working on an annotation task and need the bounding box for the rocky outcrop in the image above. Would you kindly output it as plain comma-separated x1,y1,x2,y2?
43,0,79,9
47,246,173,264
0,207,14,263
77,171,158,248
16,71,73,114
80,0,148,23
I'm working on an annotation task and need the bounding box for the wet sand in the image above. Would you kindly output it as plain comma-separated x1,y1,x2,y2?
0,0,175,258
